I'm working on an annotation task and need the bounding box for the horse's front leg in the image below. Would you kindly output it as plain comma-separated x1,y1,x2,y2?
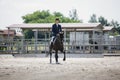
55,51,59,64
63,50,66,61
50,50,52,64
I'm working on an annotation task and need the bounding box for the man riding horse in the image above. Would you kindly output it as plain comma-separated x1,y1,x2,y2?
49,18,66,64
50,18,62,45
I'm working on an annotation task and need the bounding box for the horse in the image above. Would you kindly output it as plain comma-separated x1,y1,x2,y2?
47,32,66,64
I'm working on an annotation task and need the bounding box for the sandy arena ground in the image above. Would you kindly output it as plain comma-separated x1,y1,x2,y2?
0,55,120,80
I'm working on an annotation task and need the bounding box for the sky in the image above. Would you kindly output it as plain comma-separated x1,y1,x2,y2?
0,0,120,29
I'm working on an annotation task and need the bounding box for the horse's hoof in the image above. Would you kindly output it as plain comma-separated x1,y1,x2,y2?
45,54,48,57
50,61,52,64
56,62,60,64
63,59,66,61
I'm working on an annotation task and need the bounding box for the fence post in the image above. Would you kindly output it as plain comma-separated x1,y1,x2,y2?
64,28,66,52
101,31,104,53
74,29,76,53
45,31,47,54
34,29,38,54
92,30,95,53
7,28,10,53
83,32,85,54
21,37,24,54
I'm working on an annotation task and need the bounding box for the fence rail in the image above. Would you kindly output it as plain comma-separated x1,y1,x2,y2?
0,38,120,54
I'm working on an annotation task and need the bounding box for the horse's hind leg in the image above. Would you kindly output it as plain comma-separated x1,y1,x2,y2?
50,52,52,64
55,51,59,64
63,51,66,61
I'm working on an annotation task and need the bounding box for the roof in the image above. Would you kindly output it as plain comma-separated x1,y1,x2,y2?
0,30,15,35
103,26,114,31
7,23,102,29
16,33,23,36
0,30,3,35
3,30,15,35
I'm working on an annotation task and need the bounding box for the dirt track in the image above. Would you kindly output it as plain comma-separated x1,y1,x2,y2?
0,56,120,80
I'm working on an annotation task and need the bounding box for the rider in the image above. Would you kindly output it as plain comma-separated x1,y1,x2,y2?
50,18,62,45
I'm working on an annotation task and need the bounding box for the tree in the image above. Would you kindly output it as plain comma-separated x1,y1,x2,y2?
22,10,81,39
110,20,119,28
69,9,81,22
88,14,97,23
88,14,110,26
69,9,78,20
89,14,120,35
110,20,120,34
54,12,63,17
116,27,120,34
98,16,110,26
22,10,53,23
23,29,34,39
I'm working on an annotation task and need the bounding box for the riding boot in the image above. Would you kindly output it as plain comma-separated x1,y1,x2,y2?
50,42,53,47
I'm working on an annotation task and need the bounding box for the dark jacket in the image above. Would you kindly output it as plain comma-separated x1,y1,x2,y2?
52,24,62,36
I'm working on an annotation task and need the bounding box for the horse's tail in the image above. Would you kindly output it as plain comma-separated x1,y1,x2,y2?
45,49,50,57
45,52,49,57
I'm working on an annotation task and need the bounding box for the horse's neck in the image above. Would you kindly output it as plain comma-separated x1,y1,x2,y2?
54,37,62,45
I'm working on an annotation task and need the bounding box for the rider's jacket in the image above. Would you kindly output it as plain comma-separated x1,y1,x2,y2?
52,24,62,36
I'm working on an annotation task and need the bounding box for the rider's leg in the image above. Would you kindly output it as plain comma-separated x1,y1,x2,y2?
50,36,55,45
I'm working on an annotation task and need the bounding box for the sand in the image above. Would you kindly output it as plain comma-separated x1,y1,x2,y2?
0,56,120,80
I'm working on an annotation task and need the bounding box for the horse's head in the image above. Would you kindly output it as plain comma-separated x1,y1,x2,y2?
56,32,64,42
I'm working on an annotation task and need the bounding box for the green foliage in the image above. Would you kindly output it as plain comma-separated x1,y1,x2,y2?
22,10,81,23
54,12,63,17
23,29,34,39
22,10,52,23
113,31,119,36
88,14,110,26
110,20,120,28
116,27,120,34
89,14,120,35
98,16,110,26
110,20,120,34
109,31,119,36
69,9,78,20
88,14,97,23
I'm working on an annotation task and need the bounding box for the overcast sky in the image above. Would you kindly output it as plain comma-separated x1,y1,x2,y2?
0,0,120,29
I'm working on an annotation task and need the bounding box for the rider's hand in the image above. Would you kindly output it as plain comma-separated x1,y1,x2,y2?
59,32,63,34
57,34,59,36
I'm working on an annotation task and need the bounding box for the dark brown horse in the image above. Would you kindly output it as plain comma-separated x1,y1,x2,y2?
48,32,66,64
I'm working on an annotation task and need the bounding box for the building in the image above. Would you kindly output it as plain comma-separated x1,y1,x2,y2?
6,23,116,54
0,23,118,54
6,23,108,53
0,30,16,40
